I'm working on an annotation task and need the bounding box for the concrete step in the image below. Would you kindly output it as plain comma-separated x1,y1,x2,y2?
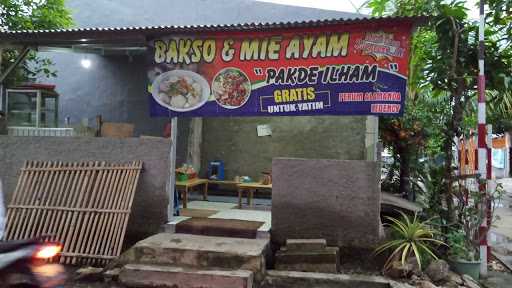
285,239,327,251
120,264,253,288
275,247,340,273
118,233,268,279
261,270,390,288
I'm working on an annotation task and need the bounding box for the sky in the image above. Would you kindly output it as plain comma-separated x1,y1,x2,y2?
258,0,481,19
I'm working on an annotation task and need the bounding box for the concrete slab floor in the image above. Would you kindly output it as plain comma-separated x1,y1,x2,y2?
180,200,238,210
187,194,272,209
136,233,269,256
210,209,271,232
169,201,272,236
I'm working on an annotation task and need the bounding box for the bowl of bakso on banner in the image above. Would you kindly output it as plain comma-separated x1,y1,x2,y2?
212,67,252,109
152,70,210,112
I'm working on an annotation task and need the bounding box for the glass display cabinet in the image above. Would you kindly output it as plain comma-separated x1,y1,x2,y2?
6,88,59,128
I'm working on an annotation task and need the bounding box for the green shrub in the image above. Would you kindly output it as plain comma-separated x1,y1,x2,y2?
375,211,446,270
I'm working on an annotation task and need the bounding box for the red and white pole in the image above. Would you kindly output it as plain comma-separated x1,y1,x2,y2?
477,0,490,278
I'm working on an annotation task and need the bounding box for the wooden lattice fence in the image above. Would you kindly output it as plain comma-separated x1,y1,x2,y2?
4,160,142,266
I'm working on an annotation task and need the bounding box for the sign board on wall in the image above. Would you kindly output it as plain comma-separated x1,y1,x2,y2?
147,20,413,117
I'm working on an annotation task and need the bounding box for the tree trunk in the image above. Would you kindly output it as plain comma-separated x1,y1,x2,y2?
442,125,455,222
398,147,413,201
443,81,466,223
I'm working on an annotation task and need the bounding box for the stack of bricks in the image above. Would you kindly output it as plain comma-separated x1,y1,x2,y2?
275,239,339,273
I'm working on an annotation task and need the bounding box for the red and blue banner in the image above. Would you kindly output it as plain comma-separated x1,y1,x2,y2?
147,20,413,117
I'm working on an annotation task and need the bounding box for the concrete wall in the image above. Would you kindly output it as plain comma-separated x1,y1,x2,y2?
37,54,170,137
201,116,369,180
0,136,170,243
34,0,358,132
272,158,383,248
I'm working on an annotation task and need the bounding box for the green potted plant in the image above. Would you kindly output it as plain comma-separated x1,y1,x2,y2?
445,228,480,279
375,211,445,276
446,180,505,280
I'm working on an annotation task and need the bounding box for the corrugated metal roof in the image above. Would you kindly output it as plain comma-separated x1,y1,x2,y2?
1,16,426,34
0,16,427,47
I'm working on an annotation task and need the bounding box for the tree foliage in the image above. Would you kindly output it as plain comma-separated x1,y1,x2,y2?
369,0,512,214
0,0,73,86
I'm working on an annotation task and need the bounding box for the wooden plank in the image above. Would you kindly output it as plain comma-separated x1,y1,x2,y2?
21,166,141,172
52,162,84,256
45,162,76,248
32,161,62,238
8,205,130,213
56,162,81,263
101,163,130,261
5,160,142,265
71,161,106,264
81,163,116,265
115,161,142,256
19,161,50,240
208,180,240,185
100,122,134,138
37,161,65,238
61,162,98,264
60,252,116,260
98,163,129,264
91,163,123,265
237,182,272,189
24,161,54,239
9,161,38,240
4,161,30,239
109,161,138,260
176,178,208,188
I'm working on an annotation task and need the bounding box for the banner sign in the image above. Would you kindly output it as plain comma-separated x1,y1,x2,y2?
147,21,413,117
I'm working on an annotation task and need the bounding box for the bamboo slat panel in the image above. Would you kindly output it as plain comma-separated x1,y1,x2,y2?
5,160,142,266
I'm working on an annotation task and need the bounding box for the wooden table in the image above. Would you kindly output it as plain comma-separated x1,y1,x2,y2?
207,179,240,192
176,178,209,208
237,182,272,209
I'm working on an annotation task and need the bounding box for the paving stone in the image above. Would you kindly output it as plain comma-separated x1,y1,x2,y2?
285,239,327,251
119,264,253,288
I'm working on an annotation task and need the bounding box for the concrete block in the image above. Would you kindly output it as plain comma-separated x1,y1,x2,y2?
275,247,339,273
118,233,268,281
120,264,253,288
272,158,383,248
261,270,390,288
285,239,327,251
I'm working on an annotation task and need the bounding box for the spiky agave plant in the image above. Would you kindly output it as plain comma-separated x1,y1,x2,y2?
375,211,445,271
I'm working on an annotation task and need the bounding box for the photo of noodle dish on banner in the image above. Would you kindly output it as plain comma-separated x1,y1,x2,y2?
147,20,414,117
